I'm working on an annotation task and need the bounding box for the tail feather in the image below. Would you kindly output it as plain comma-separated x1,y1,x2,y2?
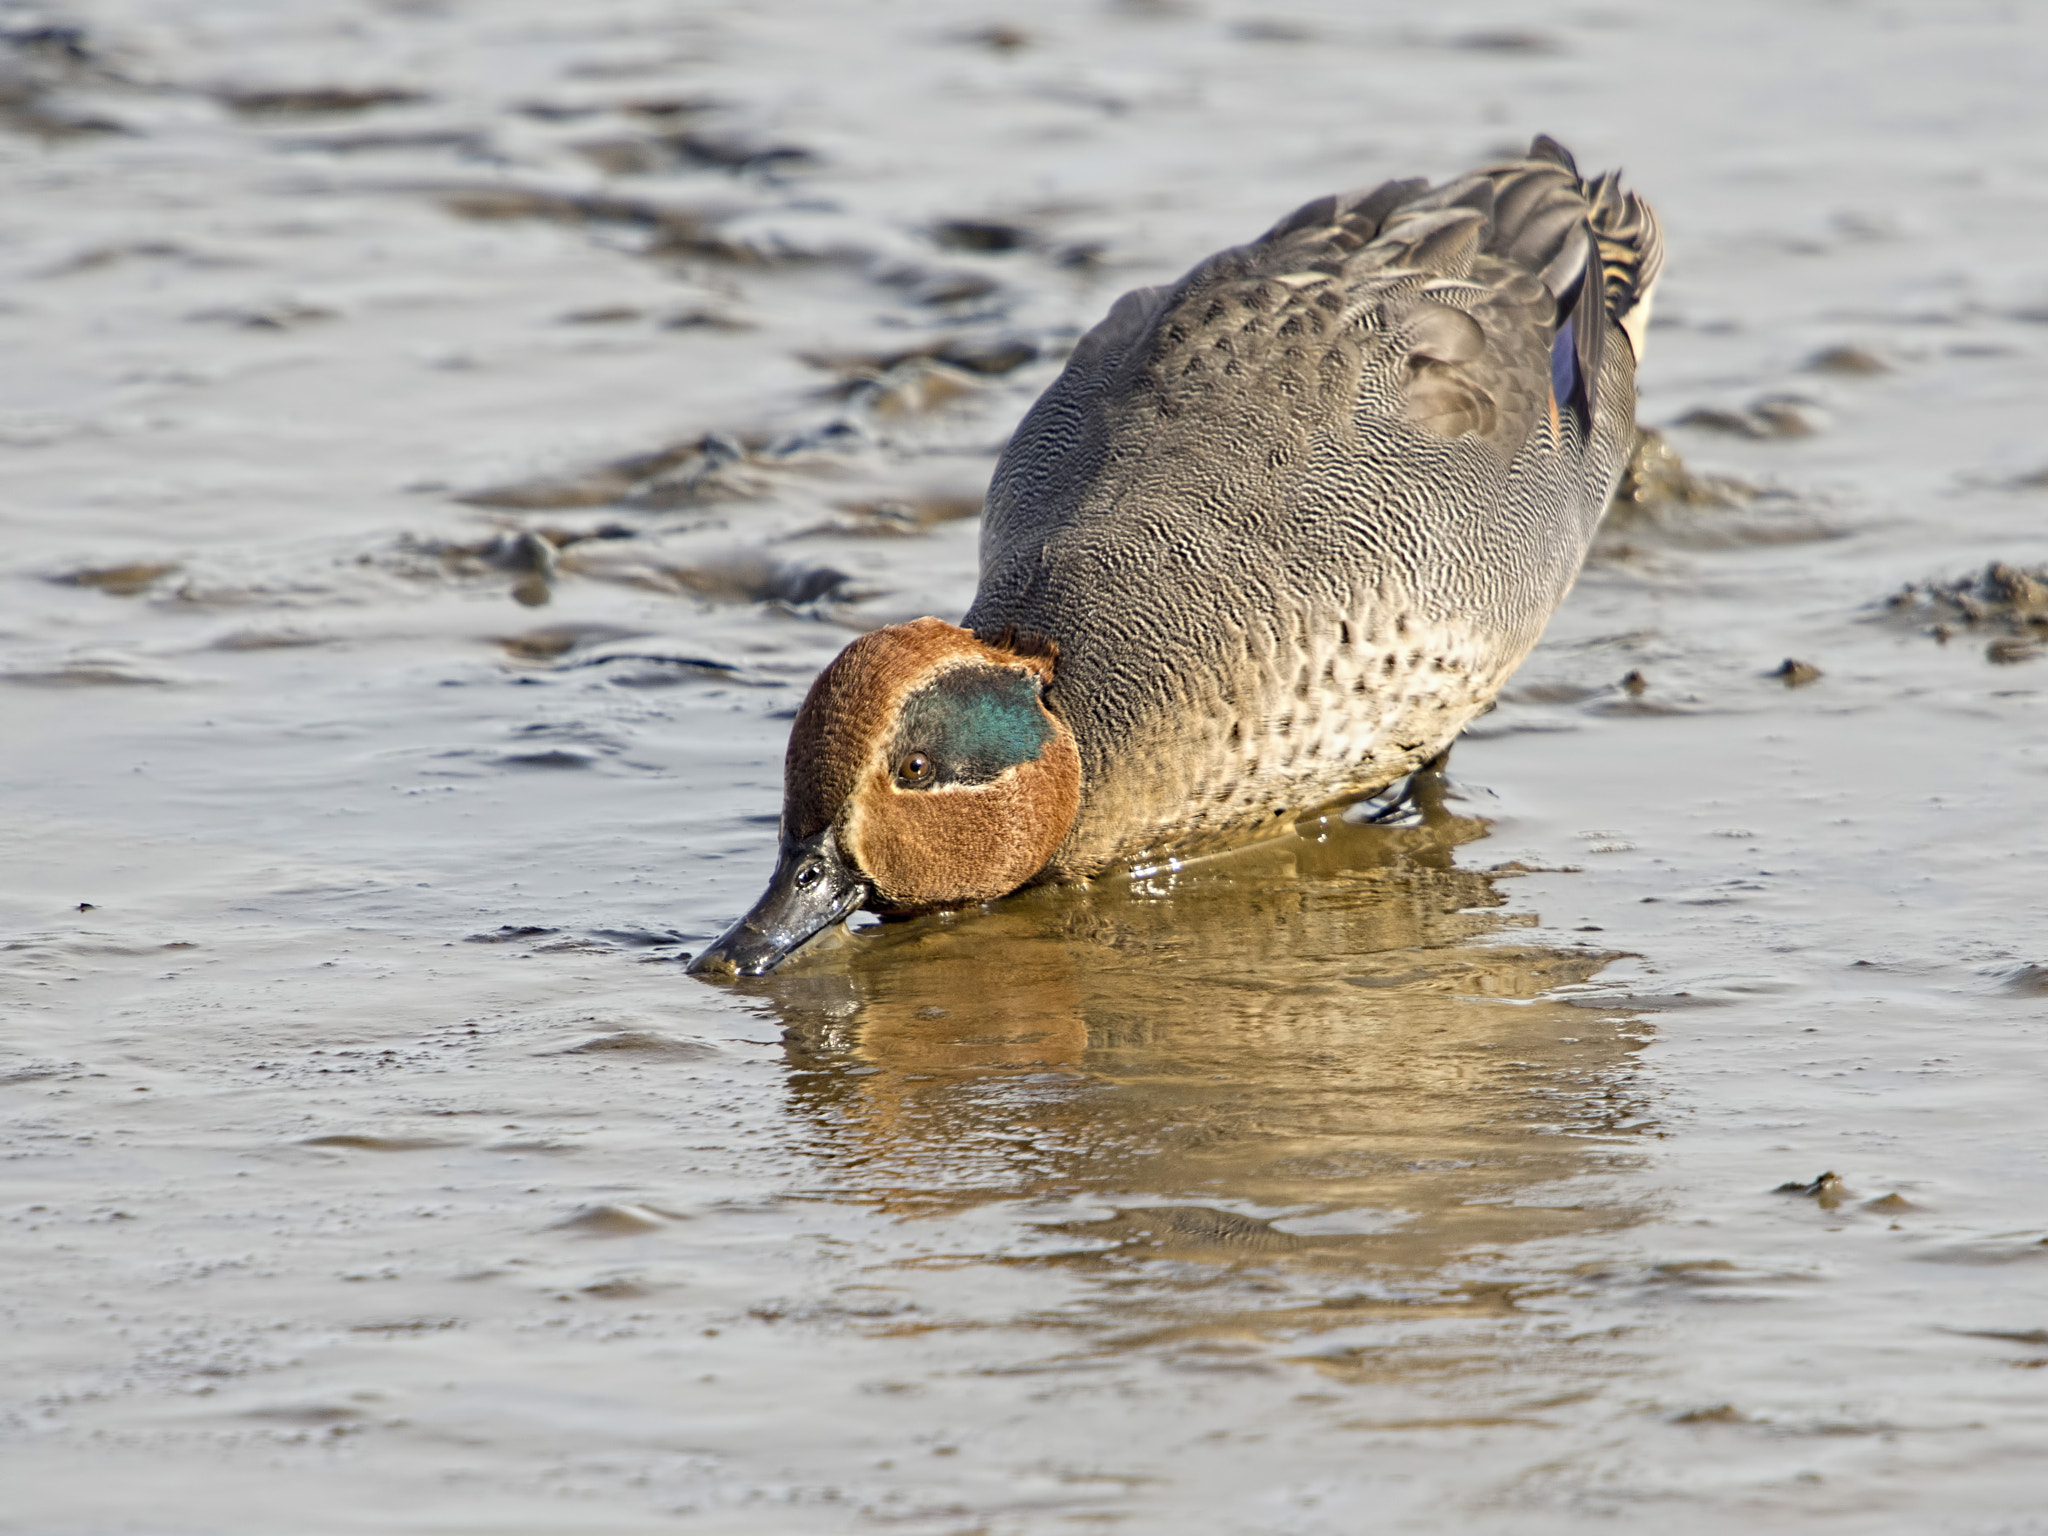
1528,133,1580,175
1586,167,1664,359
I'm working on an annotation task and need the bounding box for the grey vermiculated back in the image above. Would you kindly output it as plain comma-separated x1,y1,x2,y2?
963,137,1663,877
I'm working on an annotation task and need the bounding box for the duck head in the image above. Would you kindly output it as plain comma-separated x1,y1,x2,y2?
689,617,1081,977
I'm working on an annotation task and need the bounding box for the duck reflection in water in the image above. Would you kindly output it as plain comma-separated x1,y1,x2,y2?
731,789,1657,1342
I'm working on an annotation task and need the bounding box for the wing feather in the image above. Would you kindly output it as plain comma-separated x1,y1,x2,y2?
982,137,1662,560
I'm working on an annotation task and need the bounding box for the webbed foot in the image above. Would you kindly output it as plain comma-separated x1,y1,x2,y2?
1353,745,1455,826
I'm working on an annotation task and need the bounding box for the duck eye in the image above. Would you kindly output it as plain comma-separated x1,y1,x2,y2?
896,751,934,786
793,862,821,889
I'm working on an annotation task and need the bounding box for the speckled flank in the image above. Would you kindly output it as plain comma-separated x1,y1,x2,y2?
1088,609,1518,868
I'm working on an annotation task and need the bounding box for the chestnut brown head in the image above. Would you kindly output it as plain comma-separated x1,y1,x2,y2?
690,618,1080,976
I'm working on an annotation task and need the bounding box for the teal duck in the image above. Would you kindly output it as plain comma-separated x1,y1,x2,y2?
692,135,1662,976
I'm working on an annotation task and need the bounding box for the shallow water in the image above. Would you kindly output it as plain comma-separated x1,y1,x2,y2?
4,0,2048,1530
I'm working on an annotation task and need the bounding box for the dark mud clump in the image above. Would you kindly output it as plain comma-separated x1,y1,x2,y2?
801,334,1039,398
0,655,181,687
49,561,182,596
1804,344,1892,376
2003,964,2048,997
0,21,129,139
281,126,488,155
571,123,813,178
438,187,764,263
1769,658,1823,687
187,300,337,330
1594,428,1833,559
495,622,647,661
660,306,752,330
1234,19,1315,43
619,435,779,511
459,433,772,513
1672,1404,1748,1425
220,86,426,115
384,526,666,607
1672,395,1824,439
1775,1171,1850,1209
1447,29,1561,54
793,494,982,538
877,264,1002,308
475,529,556,606
931,218,1030,253
607,551,851,606
797,336,1039,422
1604,429,1752,521
672,130,815,174
854,357,985,417
1884,561,2048,663
958,23,1031,52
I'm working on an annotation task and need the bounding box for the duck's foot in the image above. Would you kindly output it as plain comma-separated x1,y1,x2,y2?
1352,745,1455,827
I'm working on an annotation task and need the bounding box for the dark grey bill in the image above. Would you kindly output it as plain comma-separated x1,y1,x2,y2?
687,827,868,978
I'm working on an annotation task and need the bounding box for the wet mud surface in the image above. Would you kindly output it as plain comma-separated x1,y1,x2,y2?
3,1,2048,1531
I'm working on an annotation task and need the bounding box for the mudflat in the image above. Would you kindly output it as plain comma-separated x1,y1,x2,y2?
3,2,2046,1531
